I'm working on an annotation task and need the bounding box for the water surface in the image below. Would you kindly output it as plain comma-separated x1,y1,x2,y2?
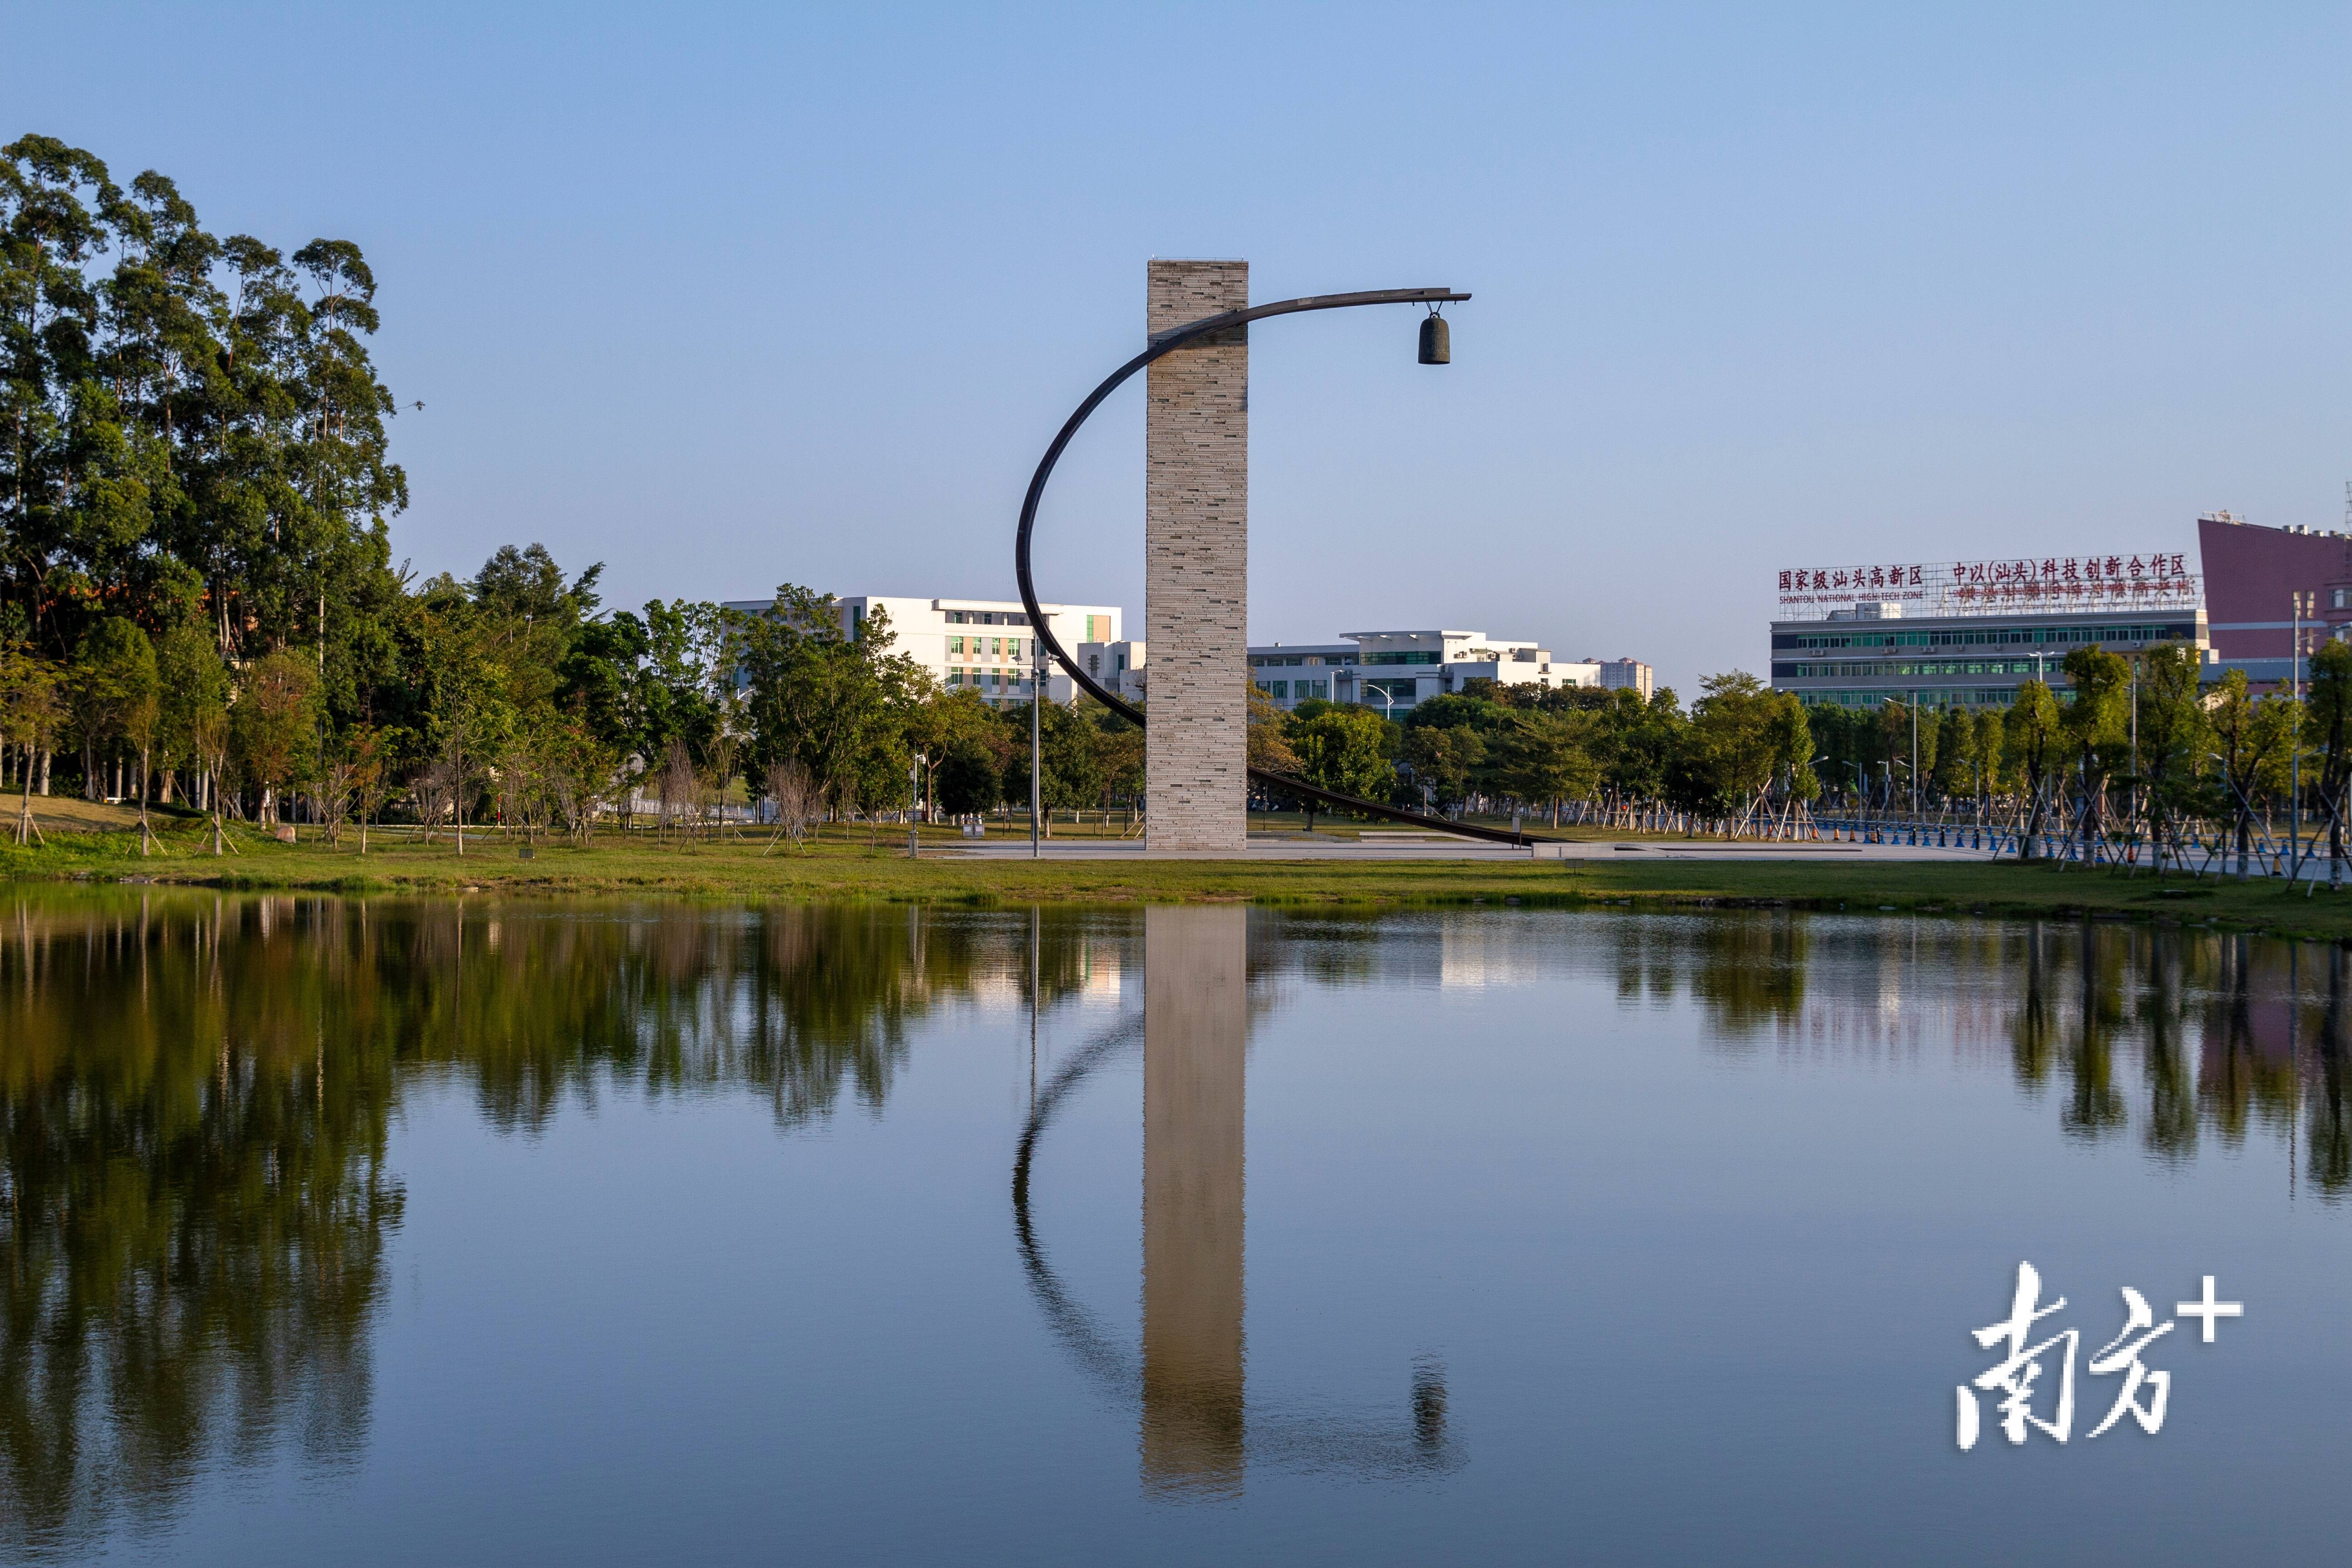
2,892,2346,1564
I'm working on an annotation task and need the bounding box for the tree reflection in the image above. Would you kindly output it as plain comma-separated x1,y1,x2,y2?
2061,924,2128,1142
0,890,1107,1555
0,897,400,1559
1603,913,1809,1041
2137,929,2200,1164
2200,935,2302,1148
2308,948,2352,1193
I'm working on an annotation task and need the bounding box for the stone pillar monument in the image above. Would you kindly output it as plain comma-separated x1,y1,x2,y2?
1145,259,1249,853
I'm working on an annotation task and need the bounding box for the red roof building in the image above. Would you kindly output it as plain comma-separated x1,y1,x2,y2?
2196,511,2352,688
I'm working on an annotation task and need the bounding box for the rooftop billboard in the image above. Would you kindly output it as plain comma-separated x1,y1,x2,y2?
1774,553,2200,621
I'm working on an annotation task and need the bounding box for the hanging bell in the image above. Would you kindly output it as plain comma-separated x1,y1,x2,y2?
1417,313,1450,365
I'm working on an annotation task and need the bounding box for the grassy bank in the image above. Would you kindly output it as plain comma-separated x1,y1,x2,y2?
6,816,2352,941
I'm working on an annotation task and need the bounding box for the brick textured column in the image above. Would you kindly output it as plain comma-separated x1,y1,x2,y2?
1146,259,1248,853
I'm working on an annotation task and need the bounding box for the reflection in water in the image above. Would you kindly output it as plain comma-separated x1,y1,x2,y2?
1141,906,1249,1495
0,897,402,1561
1602,912,2352,1198
0,892,1109,1559
15,892,2352,1554
1013,906,1458,1499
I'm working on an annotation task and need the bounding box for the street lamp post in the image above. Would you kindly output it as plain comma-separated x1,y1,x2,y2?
909,751,927,858
1030,637,1043,859
2293,590,2314,882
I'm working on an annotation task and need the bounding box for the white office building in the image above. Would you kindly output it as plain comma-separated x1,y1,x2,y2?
722,594,1122,707
1249,629,1602,713
1072,638,1148,705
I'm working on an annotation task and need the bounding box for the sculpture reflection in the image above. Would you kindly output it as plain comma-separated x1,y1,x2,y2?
1014,904,1457,1498
1141,906,1248,1494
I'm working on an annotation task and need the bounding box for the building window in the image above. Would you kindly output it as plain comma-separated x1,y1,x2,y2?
1087,654,1100,675
2335,589,2350,610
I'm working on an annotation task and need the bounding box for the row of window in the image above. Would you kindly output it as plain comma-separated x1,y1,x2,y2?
1772,623,2192,652
1797,689,2020,709
1360,651,1442,666
945,611,1027,627
947,635,1024,657
1257,678,1333,701
1251,654,1340,668
1774,660,2058,679
948,671,1029,691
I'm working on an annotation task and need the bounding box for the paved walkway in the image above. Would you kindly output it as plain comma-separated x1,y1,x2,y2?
945,833,1986,862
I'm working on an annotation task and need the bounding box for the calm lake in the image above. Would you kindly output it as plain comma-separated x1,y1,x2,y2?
2,892,2347,1565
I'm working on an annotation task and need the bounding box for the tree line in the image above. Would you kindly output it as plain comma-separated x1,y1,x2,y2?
8,134,2336,871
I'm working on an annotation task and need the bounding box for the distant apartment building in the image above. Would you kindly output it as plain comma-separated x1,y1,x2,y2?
1596,658,1654,699
1248,629,1605,713
722,594,1122,707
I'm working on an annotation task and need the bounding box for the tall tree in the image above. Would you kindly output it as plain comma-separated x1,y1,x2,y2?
2058,646,2131,859
0,648,60,842
2003,680,2063,858
154,619,226,807
2133,644,2207,874
2208,668,2294,878
1294,704,1401,823
231,649,319,829
68,615,153,800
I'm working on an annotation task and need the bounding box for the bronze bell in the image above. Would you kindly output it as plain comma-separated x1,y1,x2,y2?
1418,313,1450,365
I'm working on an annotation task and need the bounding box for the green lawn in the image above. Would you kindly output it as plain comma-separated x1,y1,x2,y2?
5,814,2349,942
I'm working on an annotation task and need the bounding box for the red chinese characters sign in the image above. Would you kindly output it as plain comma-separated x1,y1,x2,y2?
1776,554,2200,618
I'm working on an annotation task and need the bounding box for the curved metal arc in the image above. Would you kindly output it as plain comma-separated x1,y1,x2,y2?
1014,286,1537,848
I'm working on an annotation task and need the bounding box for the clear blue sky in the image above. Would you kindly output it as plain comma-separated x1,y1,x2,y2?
11,3,2348,693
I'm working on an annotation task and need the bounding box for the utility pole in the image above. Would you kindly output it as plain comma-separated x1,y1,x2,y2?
2293,591,2313,882
908,752,926,858
1030,633,1043,858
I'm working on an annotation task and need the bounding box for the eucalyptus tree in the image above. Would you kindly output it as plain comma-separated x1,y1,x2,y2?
0,135,117,657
